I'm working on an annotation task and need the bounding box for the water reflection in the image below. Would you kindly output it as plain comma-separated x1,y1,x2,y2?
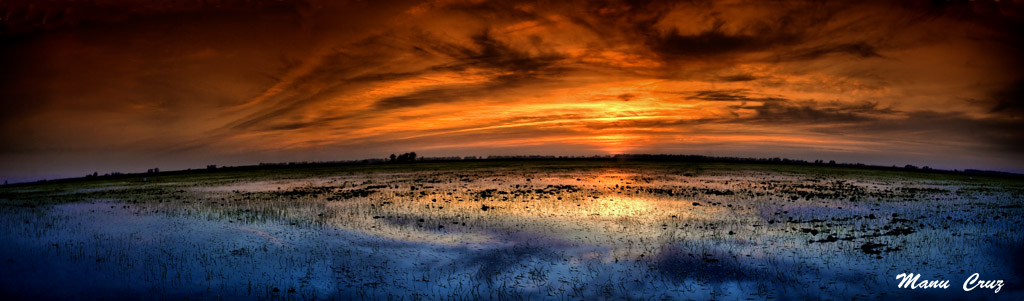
1,163,1021,299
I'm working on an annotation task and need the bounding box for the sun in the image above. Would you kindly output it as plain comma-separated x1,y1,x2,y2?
584,133,644,155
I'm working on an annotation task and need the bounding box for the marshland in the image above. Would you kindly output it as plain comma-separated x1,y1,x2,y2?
1,160,1022,299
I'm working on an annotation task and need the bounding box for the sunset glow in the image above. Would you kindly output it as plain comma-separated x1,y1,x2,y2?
2,0,1023,181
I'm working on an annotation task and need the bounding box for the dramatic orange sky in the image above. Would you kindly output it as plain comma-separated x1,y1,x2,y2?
2,0,1023,182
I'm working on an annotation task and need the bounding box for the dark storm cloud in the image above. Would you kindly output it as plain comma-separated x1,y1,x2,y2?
635,4,843,62
686,89,787,102
373,86,482,110
781,42,883,61
646,26,886,64
648,24,772,59
417,30,569,81
366,30,570,110
465,32,567,79
718,74,757,82
990,79,1024,117
737,101,897,124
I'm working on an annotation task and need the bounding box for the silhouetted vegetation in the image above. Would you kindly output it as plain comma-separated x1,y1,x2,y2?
389,152,417,163
4,153,1021,186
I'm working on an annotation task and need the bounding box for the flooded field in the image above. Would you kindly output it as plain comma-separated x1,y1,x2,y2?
1,160,1022,299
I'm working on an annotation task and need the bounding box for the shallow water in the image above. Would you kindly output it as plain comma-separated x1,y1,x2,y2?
1,161,1022,299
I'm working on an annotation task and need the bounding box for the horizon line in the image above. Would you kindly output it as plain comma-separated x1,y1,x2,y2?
5,153,1020,186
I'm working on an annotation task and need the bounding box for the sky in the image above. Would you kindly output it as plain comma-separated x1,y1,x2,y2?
1,0,1023,182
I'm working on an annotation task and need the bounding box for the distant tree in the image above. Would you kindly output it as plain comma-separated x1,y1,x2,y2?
829,160,836,165
904,164,918,169
207,165,217,170
393,152,418,163
93,172,98,177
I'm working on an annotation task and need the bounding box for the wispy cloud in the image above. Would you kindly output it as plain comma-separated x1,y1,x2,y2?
1,0,1023,180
